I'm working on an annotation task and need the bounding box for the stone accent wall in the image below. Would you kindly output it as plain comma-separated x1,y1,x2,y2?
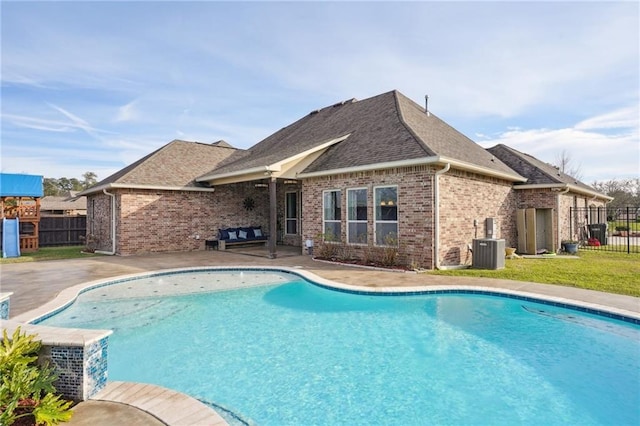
86,193,113,253
302,165,437,268
439,171,516,266
0,293,10,319
40,338,109,401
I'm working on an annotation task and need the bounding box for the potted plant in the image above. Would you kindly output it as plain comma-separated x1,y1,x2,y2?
562,240,579,254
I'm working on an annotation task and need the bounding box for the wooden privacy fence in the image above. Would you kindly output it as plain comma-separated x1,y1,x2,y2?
38,216,87,247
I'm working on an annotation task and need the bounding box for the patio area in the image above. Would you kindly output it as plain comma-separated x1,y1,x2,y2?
1,248,639,426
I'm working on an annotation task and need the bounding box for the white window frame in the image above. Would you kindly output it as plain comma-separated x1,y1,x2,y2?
374,185,398,246
322,189,342,242
347,187,368,245
285,191,299,235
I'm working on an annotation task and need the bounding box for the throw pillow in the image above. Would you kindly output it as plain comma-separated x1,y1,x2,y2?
239,230,247,239
253,228,262,237
228,231,237,240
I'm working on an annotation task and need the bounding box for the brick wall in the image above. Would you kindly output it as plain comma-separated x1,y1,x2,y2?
516,188,607,245
302,165,437,268
439,170,516,266
86,182,277,255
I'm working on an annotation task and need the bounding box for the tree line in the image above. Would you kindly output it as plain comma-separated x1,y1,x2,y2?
43,172,98,196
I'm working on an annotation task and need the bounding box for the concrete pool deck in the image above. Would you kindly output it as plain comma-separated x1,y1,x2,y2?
1,247,639,425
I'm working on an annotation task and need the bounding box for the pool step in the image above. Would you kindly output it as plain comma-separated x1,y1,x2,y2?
92,381,228,425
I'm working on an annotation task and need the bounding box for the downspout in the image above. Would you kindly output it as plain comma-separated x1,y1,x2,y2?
95,189,116,255
434,163,450,269
556,186,570,250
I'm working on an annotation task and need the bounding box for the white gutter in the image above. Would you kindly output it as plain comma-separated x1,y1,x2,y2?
297,155,525,182
196,165,276,183
434,163,450,269
515,183,613,201
80,183,216,197
438,156,527,182
297,156,439,178
95,189,116,255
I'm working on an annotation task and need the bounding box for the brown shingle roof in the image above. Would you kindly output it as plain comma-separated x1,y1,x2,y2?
487,144,600,193
200,90,519,180
40,195,86,211
81,140,238,195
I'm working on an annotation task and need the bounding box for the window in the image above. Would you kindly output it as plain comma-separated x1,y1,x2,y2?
323,189,341,241
347,188,367,244
285,192,298,235
374,186,398,246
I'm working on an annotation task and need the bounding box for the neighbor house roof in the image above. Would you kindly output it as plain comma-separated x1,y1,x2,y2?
41,193,87,212
197,90,525,184
487,144,612,200
79,140,239,196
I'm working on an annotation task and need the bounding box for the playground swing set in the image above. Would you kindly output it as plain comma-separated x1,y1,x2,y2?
1,173,43,258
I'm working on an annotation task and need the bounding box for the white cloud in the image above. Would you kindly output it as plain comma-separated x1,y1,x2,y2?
1,1,637,181
575,106,639,131
115,100,139,123
479,106,640,183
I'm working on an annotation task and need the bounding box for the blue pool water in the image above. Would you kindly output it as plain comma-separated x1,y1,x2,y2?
40,270,640,425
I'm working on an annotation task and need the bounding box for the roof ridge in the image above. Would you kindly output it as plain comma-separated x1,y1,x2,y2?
392,91,434,156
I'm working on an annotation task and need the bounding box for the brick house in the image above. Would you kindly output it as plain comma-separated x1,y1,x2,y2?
80,90,611,266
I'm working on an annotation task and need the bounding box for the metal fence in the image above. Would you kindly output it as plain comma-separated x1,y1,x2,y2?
569,206,639,254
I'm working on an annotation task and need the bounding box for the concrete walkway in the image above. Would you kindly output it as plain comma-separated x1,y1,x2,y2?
2,247,639,425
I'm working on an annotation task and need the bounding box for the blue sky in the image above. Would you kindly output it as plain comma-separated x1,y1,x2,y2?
1,1,638,185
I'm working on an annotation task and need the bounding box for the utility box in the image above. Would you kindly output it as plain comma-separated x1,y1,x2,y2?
485,218,497,239
472,238,505,270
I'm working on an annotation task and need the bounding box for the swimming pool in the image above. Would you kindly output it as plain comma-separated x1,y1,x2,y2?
38,269,640,425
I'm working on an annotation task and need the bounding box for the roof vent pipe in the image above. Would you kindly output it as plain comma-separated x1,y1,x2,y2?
425,95,430,116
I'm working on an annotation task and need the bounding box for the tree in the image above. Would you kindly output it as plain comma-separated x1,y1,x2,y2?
81,172,97,189
592,178,640,211
553,149,583,181
42,172,99,196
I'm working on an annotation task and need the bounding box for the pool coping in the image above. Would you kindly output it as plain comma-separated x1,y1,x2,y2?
90,381,227,425
12,265,639,325
4,265,639,426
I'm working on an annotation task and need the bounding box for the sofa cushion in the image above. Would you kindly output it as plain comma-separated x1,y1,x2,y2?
218,229,229,240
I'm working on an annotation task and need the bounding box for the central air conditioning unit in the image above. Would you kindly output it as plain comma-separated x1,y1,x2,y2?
472,238,505,270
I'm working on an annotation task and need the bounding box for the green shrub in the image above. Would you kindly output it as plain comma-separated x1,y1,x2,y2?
0,327,73,426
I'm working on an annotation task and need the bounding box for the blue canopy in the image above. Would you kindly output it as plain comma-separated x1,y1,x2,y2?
0,173,44,197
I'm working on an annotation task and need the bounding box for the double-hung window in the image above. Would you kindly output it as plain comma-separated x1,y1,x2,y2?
285,192,298,235
323,189,341,241
347,188,367,244
374,186,398,246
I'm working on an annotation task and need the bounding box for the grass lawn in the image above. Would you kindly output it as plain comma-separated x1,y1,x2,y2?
430,250,640,297
0,246,98,264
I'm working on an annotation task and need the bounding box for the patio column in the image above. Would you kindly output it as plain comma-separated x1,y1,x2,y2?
268,177,277,259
